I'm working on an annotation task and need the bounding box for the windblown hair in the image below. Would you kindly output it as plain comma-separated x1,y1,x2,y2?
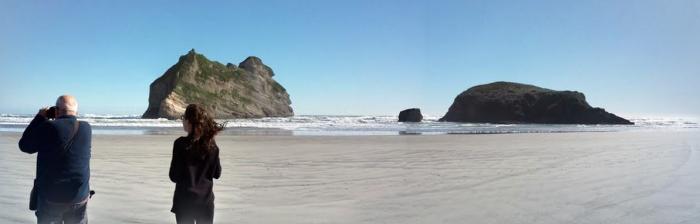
184,104,225,152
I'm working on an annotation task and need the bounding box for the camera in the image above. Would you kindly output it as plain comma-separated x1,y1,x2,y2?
46,106,57,119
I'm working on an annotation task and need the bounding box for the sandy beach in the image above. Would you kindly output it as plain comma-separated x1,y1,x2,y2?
1,130,699,223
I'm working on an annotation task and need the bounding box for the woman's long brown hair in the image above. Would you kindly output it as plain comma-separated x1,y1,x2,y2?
184,104,225,152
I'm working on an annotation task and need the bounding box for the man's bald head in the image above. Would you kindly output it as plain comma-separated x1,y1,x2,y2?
56,95,78,116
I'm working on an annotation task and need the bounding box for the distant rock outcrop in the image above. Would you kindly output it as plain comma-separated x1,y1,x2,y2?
142,49,293,119
439,82,633,124
399,108,423,122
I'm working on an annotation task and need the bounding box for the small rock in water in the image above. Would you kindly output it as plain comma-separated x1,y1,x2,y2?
399,108,423,122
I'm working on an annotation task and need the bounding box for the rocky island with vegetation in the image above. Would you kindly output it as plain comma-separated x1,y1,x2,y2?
142,49,293,119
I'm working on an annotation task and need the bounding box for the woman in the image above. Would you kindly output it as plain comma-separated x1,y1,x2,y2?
169,104,224,224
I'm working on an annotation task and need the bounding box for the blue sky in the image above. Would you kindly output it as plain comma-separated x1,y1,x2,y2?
1,0,698,117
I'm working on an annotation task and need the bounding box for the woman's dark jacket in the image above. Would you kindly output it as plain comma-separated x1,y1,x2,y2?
169,136,221,213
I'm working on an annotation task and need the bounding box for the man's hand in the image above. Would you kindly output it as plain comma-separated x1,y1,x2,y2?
37,107,49,118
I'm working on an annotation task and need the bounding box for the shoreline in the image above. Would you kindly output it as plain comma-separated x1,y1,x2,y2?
2,125,696,137
1,115,697,136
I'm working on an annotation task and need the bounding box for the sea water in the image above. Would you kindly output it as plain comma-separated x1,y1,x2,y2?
0,114,697,136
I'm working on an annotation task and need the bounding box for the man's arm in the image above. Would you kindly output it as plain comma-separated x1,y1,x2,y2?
18,109,50,154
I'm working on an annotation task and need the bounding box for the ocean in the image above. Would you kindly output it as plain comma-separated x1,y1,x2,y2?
0,114,697,136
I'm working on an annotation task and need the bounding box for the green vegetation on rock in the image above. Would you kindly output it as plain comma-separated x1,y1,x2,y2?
142,49,293,119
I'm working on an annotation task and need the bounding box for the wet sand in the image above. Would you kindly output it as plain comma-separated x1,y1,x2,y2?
1,131,699,223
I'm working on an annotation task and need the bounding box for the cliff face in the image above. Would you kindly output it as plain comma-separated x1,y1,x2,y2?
439,82,633,124
142,49,293,119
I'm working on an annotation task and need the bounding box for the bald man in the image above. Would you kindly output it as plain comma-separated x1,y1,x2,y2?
19,95,92,224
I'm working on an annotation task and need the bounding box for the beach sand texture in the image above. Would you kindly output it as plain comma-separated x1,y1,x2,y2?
1,131,699,223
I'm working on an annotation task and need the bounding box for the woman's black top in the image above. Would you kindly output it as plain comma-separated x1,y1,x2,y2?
169,136,222,213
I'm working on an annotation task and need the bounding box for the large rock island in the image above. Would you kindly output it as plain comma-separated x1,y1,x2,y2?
142,49,293,119
439,82,633,124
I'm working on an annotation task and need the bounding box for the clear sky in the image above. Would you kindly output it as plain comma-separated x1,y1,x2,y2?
1,0,698,117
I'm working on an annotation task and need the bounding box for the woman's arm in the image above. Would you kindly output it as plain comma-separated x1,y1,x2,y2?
169,139,184,183
213,145,221,179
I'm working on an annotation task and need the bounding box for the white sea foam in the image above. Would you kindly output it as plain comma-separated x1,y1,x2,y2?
0,114,697,135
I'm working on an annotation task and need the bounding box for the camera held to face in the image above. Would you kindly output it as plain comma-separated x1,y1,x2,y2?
46,106,57,119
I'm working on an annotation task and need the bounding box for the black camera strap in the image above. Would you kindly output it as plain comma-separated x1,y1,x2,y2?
60,120,80,155
40,120,80,174
30,119,80,210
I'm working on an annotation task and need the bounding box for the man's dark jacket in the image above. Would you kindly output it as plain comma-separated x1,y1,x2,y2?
19,114,91,203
